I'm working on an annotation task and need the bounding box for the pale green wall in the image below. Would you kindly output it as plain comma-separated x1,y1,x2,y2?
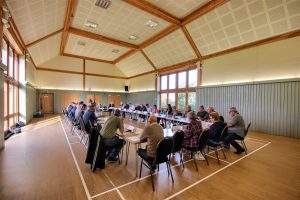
126,91,157,106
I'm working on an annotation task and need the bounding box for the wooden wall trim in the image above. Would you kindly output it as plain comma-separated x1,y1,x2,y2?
158,58,198,74
123,0,181,25
181,26,202,58
62,53,114,64
202,29,300,60
26,28,63,48
69,27,139,50
83,59,85,90
182,0,229,25
60,0,75,55
141,50,157,70
85,72,127,79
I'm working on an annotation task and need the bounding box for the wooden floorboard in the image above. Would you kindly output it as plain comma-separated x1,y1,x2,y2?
1,114,300,200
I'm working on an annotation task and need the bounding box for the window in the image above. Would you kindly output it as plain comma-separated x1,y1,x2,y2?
188,69,197,87
160,68,198,111
178,71,186,88
161,93,167,108
2,37,21,131
168,74,176,89
161,75,167,90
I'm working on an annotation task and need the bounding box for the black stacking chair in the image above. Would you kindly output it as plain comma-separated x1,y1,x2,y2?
236,123,251,154
207,126,228,164
138,137,174,191
172,130,185,168
184,129,210,171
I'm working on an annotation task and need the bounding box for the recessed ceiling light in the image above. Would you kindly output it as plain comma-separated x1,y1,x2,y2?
84,21,98,28
112,49,120,53
145,19,158,28
128,35,138,40
77,41,86,46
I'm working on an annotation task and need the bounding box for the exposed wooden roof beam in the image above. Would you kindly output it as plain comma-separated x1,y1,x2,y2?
157,59,199,74
139,24,178,49
181,26,202,59
141,50,157,71
69,27,139,50
182,0,229,26
127,70,156,79
26,28,63,48
6,27,24,53
113,49,138,64
62,53,114,64
8,18,26,49
122,0,181,25
202,29,300,60
60,0,75,55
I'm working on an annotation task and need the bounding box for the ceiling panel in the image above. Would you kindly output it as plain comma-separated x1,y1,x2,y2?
7,0,66,45
186,0,300,55
28,33,62,66
145,0,211,19
143,29,197,68
72,0,171,45
116,51,154,77
64,33,130,61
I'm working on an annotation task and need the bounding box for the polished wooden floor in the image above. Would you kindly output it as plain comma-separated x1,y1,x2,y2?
0,114,299,200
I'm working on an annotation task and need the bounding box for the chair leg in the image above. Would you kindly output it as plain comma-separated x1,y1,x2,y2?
157,164,159,172
221,146,227,159
139,159,143,178
166,163,169,176
242,141,247,154
201,151,209,166
192,152,198,171
150,169,155,191
180,149,185,168
214,147,220,165
168,162,174,183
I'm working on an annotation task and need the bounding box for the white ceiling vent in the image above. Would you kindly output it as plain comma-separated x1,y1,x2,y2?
95,0,111,9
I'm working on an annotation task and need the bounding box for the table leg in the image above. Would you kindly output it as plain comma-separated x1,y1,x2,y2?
135,144,138,177
125,142,130,166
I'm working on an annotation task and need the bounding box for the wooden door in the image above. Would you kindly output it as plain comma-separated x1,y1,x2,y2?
40,93,54,114
107,95,121,107
61,93,80,111
87,94,102,105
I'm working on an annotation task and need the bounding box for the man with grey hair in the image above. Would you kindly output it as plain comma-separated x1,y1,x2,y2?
137,115,164,163
223,107,246,154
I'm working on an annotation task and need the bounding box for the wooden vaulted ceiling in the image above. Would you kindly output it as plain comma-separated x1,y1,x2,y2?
6,0,300,78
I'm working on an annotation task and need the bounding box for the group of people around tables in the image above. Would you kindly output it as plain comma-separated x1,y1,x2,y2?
66,100,247,166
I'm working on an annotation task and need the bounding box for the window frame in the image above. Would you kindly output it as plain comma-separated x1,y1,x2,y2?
159,67,198,111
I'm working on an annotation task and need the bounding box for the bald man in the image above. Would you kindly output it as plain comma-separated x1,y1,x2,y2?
138,115,164,160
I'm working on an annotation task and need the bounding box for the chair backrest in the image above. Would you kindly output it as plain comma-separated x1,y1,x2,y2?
78,116,87,133
154,137,174,163
245,123,251,136
172,130,184,152
197,129,210,151
220,126,228,141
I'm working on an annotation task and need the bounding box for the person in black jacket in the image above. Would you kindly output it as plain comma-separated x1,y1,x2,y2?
208,112,226,144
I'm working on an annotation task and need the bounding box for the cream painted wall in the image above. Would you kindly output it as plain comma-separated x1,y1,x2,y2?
86,60,125,76
26,60,36,85
85,75,125,92
36,71,83,90
128,73,156,92
39,56,83,72
202,37,300,86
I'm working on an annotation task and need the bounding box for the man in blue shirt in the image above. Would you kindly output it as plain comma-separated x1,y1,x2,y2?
83,104,97,132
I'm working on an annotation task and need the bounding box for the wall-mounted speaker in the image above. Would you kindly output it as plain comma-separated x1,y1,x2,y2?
124,85,129,92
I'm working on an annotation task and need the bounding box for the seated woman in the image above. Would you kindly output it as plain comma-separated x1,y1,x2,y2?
183,111,203,149
208,112,226,144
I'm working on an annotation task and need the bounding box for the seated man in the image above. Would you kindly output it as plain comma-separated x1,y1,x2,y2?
100,109,125,162
197,105,209,121
83,104,97,132
75,101,84,120
223,107,246,154
137,115,164,164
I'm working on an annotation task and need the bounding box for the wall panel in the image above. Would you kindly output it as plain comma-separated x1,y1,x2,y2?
197,79,300,138
126,91,157,106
